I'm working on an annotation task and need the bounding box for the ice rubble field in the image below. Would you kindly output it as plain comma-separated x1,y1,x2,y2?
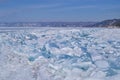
0,28,120,80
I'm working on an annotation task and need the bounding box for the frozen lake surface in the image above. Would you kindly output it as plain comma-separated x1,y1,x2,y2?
0,27,120,80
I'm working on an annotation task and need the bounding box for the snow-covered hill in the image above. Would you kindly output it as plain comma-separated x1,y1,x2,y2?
0,28,120,80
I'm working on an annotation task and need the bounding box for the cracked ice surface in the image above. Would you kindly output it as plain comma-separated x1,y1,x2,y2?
0,28,120,80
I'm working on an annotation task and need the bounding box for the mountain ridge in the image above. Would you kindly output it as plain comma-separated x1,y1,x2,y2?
87,19,120,28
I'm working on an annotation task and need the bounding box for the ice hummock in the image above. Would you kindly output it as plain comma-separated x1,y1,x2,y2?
0,28,120,80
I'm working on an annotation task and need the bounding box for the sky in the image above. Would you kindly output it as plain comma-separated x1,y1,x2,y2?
0,0,120,22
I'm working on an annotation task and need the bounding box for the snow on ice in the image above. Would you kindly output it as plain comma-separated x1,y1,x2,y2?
0,28,120,80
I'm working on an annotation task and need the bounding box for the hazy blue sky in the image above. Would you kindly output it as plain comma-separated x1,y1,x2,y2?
0,0,120,22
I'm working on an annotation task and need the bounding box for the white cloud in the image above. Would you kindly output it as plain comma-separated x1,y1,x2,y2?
71,5,96,9
25,4,63,9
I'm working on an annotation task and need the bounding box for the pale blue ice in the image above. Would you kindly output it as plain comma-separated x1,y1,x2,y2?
0,28,120,80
